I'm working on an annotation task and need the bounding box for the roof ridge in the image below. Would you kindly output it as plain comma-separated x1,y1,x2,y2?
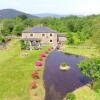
23,26,58,33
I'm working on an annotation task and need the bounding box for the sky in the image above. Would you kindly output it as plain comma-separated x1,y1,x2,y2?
0,0,100,15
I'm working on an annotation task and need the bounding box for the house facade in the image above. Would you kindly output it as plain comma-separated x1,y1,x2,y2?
22,26,66,49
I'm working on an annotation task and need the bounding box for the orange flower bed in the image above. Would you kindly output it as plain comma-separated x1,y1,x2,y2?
32,71,39,79
31,80,37,89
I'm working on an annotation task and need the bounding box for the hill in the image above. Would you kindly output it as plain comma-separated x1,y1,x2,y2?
0,9,38,19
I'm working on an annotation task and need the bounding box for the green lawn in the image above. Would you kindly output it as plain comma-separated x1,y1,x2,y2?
0,39,49,100
73,84,100,100
61,45,99,58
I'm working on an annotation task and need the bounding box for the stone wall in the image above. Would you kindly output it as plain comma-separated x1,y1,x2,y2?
22,33,58,47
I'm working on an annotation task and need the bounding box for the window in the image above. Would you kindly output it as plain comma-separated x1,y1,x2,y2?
50,33,52,36
42,34,45,36
30,34,33,36
50,40,52,42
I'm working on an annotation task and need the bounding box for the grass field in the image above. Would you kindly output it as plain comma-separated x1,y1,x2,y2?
61,45,99,58
61,45,100,100
73,84,100,100
0,39,49,100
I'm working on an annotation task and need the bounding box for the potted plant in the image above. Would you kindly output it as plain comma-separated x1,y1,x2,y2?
60,63,70,71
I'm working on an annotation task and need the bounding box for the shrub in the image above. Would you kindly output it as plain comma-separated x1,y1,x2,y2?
61,63,67,67
60,63,68,67
31,80,37,89
0,36,5,43
39,57,43,61
32,71,39,79
35,61,43,67
20,40,29,49
65,92,76,100
78,58,100,80
78,58,100,88
40,53,46,58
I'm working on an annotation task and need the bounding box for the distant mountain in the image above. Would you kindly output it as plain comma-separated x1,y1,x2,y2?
35,13,65,18
0,9,38,19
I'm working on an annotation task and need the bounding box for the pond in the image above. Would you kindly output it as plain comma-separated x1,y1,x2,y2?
43,51,89,100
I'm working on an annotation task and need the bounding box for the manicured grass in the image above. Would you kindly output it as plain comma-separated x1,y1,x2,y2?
61,45,100,100
61,45,99,58
73,85,100,100
0,39,49,100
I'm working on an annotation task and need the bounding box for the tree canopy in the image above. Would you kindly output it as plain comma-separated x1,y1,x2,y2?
0,14,100,46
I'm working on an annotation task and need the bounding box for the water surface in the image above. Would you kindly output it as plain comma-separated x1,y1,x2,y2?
44,51,89,100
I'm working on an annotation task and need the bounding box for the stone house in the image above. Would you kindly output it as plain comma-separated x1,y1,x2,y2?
22,26,66,49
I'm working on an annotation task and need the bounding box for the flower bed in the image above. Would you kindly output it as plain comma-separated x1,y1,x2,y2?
35,61,43,67
30,47,53,91
31,80,37,89
32,71,39,79
40,53,46,58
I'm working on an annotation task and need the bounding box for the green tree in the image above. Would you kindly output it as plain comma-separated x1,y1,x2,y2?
12,24,24,36
17,14,28,20
23,19,33,27
72,33,81,45
67,32,74,44
20,40,29,49
1,19,15,36
78,58,100,87
0,35,5,43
